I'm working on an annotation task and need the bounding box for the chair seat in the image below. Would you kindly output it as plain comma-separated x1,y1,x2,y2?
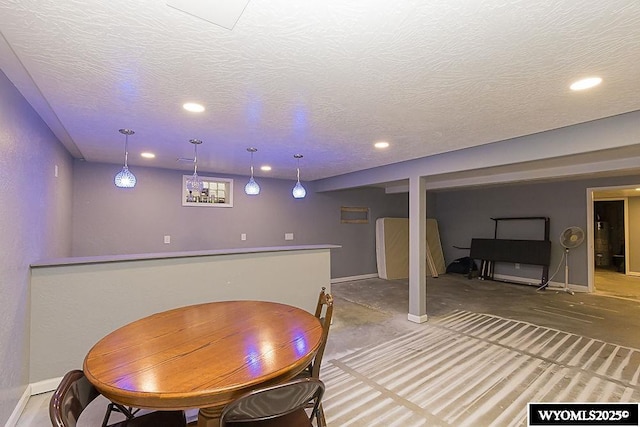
224,408,312,427
109,410,186,427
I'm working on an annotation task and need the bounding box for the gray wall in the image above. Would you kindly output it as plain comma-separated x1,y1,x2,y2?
31,248,333,383
71,160,408,278
629,197,640,273
0,71,73,424
432,175,640,287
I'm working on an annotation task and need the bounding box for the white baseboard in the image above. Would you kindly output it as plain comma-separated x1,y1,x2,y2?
31,376,62,395
331,273,378,284
491,274,588,293
185,409,199,424
407,313,428,324
544,281,588,293
6,386,31,427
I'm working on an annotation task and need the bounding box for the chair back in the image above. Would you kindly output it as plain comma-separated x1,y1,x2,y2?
50,370,101,427
310,287,334,378
220,378,325,426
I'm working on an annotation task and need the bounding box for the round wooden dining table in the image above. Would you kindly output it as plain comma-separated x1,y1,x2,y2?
83,300,323,427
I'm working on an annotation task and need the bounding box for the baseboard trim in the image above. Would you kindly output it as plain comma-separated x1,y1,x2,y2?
331,273,378,284
541,280,587,293
490,275,588,293
31,376,62,395
6,386,31,427
407,313,428,324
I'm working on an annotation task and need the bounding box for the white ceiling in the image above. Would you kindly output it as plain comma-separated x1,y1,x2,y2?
2,0,640,181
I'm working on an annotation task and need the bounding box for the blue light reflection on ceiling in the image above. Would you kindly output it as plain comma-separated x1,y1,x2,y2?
117,72,138,103
246,97,263,126
293,104,308,134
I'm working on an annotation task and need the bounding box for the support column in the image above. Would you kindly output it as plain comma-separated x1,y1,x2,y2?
408,175,427,323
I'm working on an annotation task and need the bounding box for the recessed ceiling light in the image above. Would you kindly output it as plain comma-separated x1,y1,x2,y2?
141,152,155,159
260,165,272,172
183,102,205,113
374,141,390,149
570,77,602,91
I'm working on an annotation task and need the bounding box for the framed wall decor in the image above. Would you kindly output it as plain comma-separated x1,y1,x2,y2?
182,176,233,207
340,206,369,224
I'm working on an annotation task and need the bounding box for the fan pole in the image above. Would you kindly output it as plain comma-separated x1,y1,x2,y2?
563,248,574,295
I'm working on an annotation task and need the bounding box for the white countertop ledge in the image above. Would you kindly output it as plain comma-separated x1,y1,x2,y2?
31,244,341,268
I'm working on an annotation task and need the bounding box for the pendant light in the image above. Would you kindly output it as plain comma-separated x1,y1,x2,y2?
292,154,306,199
114,129,136,188
185,139,204,193
244,147,260,195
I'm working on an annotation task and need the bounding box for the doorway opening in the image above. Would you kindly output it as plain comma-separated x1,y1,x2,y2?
588,185,640,301
594,200,625,274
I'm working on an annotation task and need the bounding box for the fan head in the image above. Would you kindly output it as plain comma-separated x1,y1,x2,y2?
560,226,585,249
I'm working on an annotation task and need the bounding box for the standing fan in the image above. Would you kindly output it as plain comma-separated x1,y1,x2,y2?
559,226,585,295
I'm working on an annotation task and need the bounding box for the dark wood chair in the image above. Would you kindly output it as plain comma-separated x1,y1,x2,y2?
308,287,334,379
220,378,325,427
295,286,334,426
49,370,187,427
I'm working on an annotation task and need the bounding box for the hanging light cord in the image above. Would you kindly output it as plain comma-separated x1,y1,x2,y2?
250,150,255,178
296,158,301,182
193,142,198,175
123,133,130,168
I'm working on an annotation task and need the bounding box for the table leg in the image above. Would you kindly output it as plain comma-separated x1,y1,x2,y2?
198,406,223,427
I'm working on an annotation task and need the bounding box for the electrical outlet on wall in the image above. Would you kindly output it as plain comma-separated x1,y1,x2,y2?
164,235,171,244
241,233,247,241
285,233,294,241
515,263,520,269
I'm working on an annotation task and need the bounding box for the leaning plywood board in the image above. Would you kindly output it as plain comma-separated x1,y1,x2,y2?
426,218,447,276
376,217,447,279
376,218,409,279
426,244,439,278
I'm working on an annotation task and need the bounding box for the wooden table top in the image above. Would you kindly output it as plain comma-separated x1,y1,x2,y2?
83,300,323,411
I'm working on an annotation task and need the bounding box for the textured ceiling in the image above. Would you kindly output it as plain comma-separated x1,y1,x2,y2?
1,0,640,181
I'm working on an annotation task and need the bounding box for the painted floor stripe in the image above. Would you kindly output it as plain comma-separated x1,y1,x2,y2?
322,310,640,426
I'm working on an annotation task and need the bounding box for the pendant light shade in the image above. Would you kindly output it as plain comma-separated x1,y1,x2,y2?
292,154,306,199
114,129,136,188
244,148,260,195
292,181,306,199
185,139,204,193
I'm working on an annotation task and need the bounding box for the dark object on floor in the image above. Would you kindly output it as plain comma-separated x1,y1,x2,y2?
613,255,625,272
50,369,186,427
446,257,478,274
220,377,325,427
469,217,551,286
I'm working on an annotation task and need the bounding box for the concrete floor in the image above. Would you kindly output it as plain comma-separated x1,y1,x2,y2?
17,275,640,427
326,273,640,357
321,274,640,426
